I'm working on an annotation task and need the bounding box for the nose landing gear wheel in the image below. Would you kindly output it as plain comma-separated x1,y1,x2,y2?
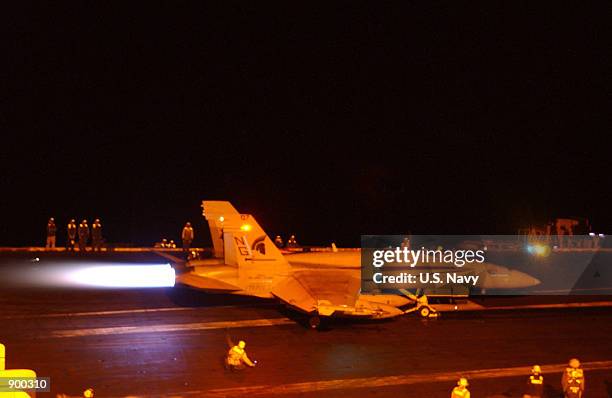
419,306,431,318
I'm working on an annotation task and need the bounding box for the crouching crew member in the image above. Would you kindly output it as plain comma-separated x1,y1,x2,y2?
225,340,256,371
451,378,470,398
523,364,543,398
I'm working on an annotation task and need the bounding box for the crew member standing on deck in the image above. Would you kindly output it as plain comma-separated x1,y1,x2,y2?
181,222,194,252
286,234,298,248
91,218,103,251
46,217,57,249
78,219,89,252
67,219,77,251
562,358,584,398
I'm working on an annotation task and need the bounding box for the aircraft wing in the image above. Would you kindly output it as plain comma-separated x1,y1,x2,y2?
271,270,361,314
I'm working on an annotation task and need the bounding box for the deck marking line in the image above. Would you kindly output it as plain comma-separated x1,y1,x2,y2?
196,359,612,397
48,317,294,338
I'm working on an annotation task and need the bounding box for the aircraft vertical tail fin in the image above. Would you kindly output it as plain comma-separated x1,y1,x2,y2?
201,201,289,274
221,213,287,268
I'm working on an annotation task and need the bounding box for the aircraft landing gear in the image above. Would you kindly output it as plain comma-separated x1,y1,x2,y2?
419,305,439,318
404,304,439,318
308,315,321,329
399,290,439,318
419,306,431,318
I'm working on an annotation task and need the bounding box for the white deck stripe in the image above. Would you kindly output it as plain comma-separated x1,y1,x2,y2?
532,287,612,293
479,300,612,311
5,299,611,321
196,360,612,397
0,304,261,319
2,307,193,319
49,318,294,338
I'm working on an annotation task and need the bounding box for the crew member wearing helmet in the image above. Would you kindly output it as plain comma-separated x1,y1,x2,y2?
451,377,470,398
78,220,89,252
286,235,298,248
274,235,284,248
562,358,584,398
91,219,103,251
523,365,544,398
226,340,256,371
67,219,77,251
182,222,194,252
46,218,57,249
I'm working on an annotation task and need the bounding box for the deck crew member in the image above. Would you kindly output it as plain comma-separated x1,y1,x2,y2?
78,219,89,252
286,234,298,248
46,217,57,248
67,219,77,251
91,218,103,251
562,358,584,398
182,222,194,252
451,378,470,398
523,364,543,398
226,340,256,371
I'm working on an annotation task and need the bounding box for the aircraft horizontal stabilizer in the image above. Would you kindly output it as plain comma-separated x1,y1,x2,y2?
271,270,361,315
271,276,318,313
175,273,241,292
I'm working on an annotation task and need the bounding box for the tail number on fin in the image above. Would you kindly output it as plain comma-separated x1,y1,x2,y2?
234,235,266,257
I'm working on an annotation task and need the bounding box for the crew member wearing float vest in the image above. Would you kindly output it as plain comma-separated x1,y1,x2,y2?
451,377,470,398
562,358,584,398
523,364,543,398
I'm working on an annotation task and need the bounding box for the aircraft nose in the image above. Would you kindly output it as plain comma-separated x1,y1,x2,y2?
523,273,542,286
500,269,540,288
482,266,541,289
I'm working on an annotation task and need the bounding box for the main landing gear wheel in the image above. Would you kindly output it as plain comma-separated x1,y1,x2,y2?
309,315,321,329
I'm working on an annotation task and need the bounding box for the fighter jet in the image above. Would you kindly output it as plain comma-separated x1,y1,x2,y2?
174,201,539,328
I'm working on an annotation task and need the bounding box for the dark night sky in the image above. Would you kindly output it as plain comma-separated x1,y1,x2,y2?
2,2,611,247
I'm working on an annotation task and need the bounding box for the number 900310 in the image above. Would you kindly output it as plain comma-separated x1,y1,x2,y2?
0,377,50,392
